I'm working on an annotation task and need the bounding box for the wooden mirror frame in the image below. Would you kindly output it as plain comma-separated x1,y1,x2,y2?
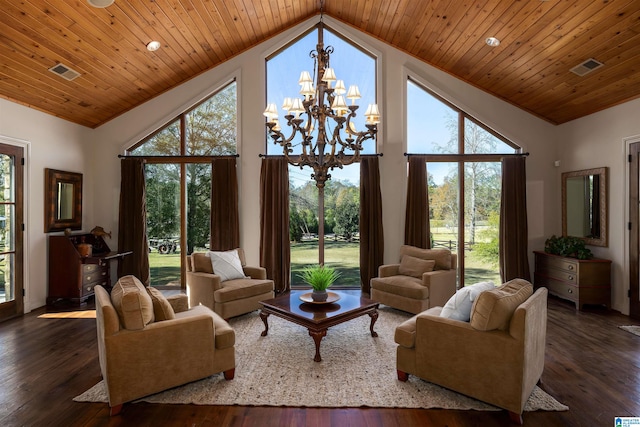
44,168,82,232
561,166,608,247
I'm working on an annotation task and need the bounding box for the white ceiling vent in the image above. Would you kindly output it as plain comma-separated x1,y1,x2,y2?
570,58,604,77
48,63,81,81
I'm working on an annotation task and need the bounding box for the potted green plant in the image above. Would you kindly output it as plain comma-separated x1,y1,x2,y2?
298,264,341,302
544,235,593,260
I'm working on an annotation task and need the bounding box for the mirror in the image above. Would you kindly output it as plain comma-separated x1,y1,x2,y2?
45,168,82,232
562,167,608,247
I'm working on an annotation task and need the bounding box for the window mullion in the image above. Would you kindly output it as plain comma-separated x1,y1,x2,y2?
457,112,465,288
179,116,187,290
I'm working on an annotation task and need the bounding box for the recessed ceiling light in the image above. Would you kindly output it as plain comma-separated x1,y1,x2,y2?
485,37,500,47
146,41,161,52
87,0,114,8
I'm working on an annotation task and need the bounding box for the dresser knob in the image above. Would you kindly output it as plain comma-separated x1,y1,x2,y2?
568,275,574,280
568,265,574,270
568,288,573,293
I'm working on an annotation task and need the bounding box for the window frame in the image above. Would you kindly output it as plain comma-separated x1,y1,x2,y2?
406,75,524,286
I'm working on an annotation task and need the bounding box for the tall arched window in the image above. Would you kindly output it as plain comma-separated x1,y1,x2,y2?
126,80,237,289
266,27,378,287
407,77,522,286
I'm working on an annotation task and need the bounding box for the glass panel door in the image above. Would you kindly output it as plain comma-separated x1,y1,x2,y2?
0,143,23,321
145,163,181,288
323,165,360,288
145,162,212,289
463,162,501,286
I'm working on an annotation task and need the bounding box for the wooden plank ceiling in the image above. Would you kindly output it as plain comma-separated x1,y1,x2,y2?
1,0,639,128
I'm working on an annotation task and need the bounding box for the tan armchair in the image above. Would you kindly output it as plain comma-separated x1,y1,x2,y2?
370,245,457,314
394,279,548,424
186,248,274,319
94,277,235,416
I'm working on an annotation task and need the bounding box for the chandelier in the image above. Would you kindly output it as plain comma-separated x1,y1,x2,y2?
263,17,380,189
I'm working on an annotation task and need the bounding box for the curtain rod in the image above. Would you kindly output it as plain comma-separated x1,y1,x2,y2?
258,153,383,158
403,152,529,157
119,154,239,159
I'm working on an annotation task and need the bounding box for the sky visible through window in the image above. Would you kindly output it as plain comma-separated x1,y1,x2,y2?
266,27,376,187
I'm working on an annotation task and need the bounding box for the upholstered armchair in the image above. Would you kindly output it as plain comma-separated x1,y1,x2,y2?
94,277,235,416
394,279,548,425
370,245,457,314
186,248,274,319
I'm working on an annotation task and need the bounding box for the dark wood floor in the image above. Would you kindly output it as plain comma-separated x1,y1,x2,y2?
1,294,639,427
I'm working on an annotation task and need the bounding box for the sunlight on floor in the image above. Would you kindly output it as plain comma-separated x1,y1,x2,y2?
38,310,96,319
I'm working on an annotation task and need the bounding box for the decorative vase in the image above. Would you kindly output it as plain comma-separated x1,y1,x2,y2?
311,290,328,302
77,243,92,258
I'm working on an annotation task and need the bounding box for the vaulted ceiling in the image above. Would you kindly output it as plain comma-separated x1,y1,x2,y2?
1,0,639,128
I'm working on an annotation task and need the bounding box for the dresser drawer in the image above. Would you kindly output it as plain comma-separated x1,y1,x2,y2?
535,267,577,284
544,278,579,303
536,254,578,274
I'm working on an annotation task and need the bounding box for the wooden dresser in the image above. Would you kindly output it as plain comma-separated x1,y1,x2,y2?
533,250,611,310
47,233,131,306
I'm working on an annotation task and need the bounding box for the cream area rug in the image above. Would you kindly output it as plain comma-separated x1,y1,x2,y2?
75,307,568,412
619,325,640,336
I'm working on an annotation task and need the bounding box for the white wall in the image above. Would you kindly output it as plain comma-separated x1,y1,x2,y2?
0,98,91,311
558,97,640,314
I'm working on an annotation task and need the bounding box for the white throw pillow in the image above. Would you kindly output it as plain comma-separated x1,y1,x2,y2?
440,281,495,321
207,249,247,282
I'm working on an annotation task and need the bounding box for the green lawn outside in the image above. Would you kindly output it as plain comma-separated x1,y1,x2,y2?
149,252,181,287
432,228,501,286
290,240,361,288
147,235,501,289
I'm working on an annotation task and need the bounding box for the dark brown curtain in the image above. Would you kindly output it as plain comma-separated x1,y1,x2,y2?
359,156,384,294
210,157,240,251
404,155,430,248
499,156,531,282
260,157,291,294
117,158,150,285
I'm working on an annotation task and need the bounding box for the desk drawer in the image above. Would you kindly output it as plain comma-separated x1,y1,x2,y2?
83,267,108,285
82,279,108,296
83,264,101,273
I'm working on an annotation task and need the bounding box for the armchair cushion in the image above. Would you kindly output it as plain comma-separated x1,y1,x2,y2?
400,245,452,270
440,281,495,321
110,275,154,330
470,278,533,331
208,249,247,282
370,275,429,300
192,252,214,273
214,278,275,304
146,287,176,321
167,293,189,313
398,255,436,278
